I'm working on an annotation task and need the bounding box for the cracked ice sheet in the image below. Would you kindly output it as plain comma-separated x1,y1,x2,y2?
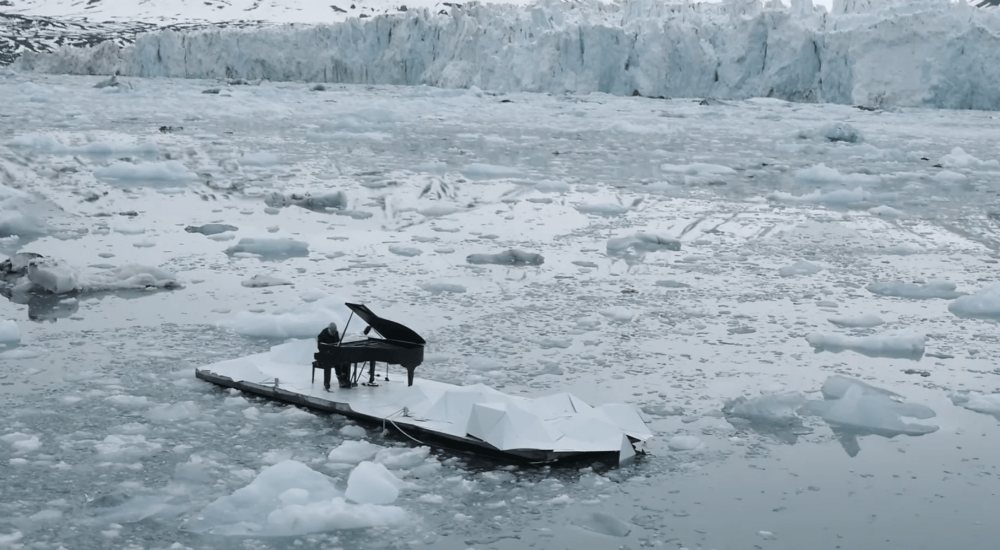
2,74,1000,550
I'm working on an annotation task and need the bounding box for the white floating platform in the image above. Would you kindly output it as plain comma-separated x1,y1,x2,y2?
196,339,652,465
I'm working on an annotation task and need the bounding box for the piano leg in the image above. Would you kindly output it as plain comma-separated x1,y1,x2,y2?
406,366,416,387
368,360,377,385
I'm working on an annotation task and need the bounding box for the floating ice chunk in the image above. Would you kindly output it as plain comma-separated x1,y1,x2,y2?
84,264,180,291
778,260,822,277
794,163,879,185
0,211,48,239
575,202,630,216
419,281,466,294
185,224,238,235
265,192,347,213
461,163,523,180
828,313,884,328
104,395,153,408
242,274,292,288
572,512,631,537
94,161,196,187
600,306,634,323
183,460,407,536
723,392,808,444
948,283,1000,320
466,249,544,266
802,378,938,455
606,233,680,261
768,186,869,206
146,401,200,422
373,446,431,470
418,205,459,217
724,393,806,425
26,257,78,293
868,205,904,219
240,151,281,166
94,434,163,462
938,147,999,170
0,531,22,546
345,461,408,505
950,392,1000,421
0,320,19,345
867,280,964,299
225,238,309,260
535,179,570,193
666,435,701,451
388,245,422,257
805,329,924,360
328,441,384,464
1,433,41,454
340,425,367,438
818,375,904,401
0,347,46,359
655,279,689,288
932,170,967,184
218,296,349,339
659,162,737,176
797,123,863,143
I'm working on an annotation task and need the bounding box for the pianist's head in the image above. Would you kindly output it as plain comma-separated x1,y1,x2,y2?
328,322,338,336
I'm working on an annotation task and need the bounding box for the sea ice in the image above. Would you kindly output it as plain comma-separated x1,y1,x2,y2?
418,281,466,294
225,238,309,260
950,392,1000,421
182,460,407,536
606,233,681,261
327,440,384,464
802,377,938,456
867,280,964,300
345,461,407,505
938,147,999,170
388,245,422,257
466,249,544,266
600,306,634,323
797,123,863,143
1,432,41,454
572,512,631,537
948,283,1000,320
218,296,349,339
827,313,884,328
778,260,822,277
575,202,630,216
264,192,347,213
185,223,238,235
666,435,701,451
241,274,292,288
94,434,163,462
93,161,196,187
0,319,19,344
805,329,925,360
146,401,200,422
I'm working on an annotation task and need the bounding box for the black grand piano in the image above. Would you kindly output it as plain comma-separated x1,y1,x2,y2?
313,303,425,390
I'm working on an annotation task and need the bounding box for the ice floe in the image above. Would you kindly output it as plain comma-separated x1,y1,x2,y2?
466,249,544,266
805,329,925,360
948,283,1000,320
182,460,408,536
867,280,965,300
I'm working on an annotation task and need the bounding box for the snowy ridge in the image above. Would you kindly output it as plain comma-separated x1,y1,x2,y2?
12,0,1000,109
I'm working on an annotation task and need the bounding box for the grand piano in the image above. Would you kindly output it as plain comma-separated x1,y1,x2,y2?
313,303,425,390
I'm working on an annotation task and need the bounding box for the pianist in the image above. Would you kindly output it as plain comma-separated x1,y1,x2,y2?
316,323,353,389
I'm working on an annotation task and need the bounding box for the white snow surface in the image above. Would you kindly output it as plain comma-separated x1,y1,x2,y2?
15,0,1000,110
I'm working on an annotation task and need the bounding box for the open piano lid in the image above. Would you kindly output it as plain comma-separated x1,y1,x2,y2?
346,303,426,345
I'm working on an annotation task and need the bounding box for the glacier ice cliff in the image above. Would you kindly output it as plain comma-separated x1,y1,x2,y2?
12,0,1000,110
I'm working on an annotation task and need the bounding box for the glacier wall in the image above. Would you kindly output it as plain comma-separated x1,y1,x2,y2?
13,0,1000,110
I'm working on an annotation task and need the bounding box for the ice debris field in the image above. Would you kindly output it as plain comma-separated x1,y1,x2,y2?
2,1,1000,549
